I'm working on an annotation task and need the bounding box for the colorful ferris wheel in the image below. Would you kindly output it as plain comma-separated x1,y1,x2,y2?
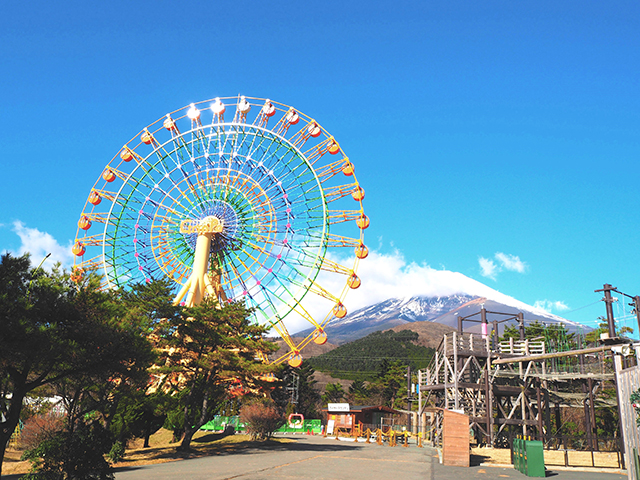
72,96,368,366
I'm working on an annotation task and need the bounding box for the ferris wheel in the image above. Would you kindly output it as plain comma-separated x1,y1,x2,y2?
72,96,368,366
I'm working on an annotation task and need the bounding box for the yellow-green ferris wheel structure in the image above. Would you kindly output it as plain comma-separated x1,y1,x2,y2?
72,96,368,367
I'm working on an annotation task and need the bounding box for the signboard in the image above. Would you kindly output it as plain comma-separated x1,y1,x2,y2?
326,419,335,435
327,403,350,412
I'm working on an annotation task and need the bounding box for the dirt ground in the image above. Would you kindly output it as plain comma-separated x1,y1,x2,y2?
471,446,622,468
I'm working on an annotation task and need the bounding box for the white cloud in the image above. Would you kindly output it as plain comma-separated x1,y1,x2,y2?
495,252,527,273
479,257,498,280
478,252,528,280
533,300,570,314
10,221,73,269
282,249,538,334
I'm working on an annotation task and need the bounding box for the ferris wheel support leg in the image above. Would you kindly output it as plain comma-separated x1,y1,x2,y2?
173,278,193,306
173,228,224,308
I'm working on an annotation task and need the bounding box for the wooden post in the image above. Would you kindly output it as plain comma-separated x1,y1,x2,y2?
442,410,470,467
443,335,449,410
536,380,544,440
453,331,459,410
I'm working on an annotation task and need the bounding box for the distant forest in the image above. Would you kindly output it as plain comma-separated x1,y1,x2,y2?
308,329,435,380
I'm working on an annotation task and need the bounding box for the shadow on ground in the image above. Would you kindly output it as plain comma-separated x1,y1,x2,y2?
470,452,490,466
112,436,370,474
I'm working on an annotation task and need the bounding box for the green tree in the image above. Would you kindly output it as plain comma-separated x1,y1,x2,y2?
348,379,370,405
154,299,277,451
322,382,345,403
368,360,406,408
22,415,114,480
105,279,180,447
0,253,157,476
309,330,433,381
584,317,634,344
501,320,578,351
109,389,174,448
631,388,640,427
293,363,321,418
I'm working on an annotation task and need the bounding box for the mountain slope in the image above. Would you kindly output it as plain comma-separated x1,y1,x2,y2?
298,295,477,344
298,292,586,346
308,329,435,380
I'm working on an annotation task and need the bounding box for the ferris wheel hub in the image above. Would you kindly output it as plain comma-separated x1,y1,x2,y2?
180,216,224,235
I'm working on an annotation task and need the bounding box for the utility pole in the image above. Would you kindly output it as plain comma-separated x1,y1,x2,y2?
595,284,617,338
518,312,525,341
631,296,640,337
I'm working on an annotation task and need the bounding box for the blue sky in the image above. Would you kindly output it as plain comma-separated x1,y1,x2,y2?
2,1,639,334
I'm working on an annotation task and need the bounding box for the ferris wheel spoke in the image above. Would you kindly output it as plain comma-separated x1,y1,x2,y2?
74,233,106,247
317,256,356,276
302,137,336,166
288,118,323,149
323,183,361,204
325,233,362,248
314,157,350,183
327,209,367,227
242,239,321,291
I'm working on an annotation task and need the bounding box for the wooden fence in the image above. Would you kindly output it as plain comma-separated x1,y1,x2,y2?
617,361,640,480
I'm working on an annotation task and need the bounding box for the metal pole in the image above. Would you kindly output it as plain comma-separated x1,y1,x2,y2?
453,332,459,410
27,252,51,301
418,369,422,435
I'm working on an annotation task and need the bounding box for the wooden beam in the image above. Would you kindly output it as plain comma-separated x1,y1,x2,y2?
492,345,610,365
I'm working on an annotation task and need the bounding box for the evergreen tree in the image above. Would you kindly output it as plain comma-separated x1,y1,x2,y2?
368,360,406,408
153,299,277,450
309,330,434,381
293,363,321,418
322,383,345,403
0,253,157,477
348,380,370,405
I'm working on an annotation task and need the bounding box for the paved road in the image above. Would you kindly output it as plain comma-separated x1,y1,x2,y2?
113,435,627,480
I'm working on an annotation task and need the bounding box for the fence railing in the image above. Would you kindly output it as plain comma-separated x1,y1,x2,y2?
501,432,623,469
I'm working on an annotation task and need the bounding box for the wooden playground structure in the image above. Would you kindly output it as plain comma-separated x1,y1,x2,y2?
416,290,640,475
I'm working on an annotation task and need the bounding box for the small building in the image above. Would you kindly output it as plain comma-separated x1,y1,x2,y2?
323,403,402,434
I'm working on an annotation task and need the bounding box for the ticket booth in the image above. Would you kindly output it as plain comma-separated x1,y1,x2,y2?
324,404,401,435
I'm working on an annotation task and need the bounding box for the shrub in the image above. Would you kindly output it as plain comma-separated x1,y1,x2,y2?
22,419,114,480
19,414,65,451
106,441,125,463
239,401,285,441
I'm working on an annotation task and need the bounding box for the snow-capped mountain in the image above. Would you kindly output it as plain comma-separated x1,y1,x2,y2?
297,293,586,345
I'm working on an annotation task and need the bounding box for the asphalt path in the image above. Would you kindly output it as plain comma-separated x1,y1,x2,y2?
112,435,627,480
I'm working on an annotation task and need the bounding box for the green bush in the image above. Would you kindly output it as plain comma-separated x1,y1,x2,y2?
22,420,114,480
